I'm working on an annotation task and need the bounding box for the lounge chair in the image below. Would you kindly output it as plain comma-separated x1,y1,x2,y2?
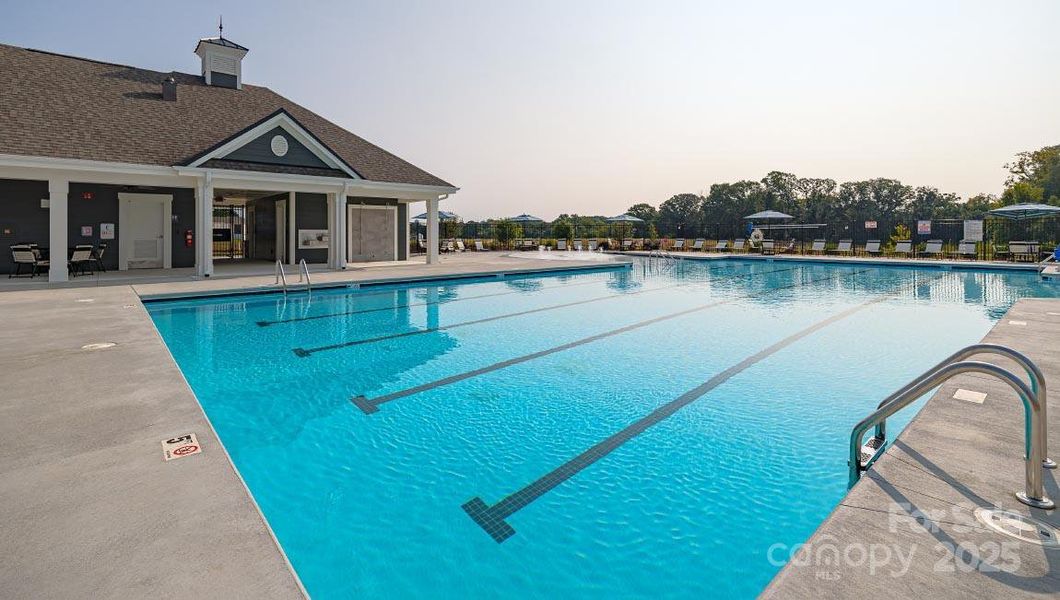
779,239,797,254
863,240,882,256
956,241,977,260
732,238,746,253
715,240,730,252
829,239,853,255
690,238,705,251
761,240,776,255
455,240,466,252
810,239,826,254
672,239,685,251
1010,241,1039,263
621,239,633,251
992,243,1010,261
922,240,944,259
9,244,49,278
573,240,583,251
557,239,568,251
891,240,913,258
474,240,488,251
69,245,95,276
588,240,598,251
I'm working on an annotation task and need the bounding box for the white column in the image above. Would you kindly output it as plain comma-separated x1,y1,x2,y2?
326,193,335,267
287,191,297,266
334,185,348,269
426,196,440,265
196,174,214,277
47,178,69,282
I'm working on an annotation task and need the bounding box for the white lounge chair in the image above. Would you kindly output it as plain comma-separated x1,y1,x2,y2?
70,245,95,276
573,240,583,251
455,240,466,252
557,239,568,251
829,239,853,255
761,240,776,255
923,240,944,259
690,238,705,251
732,238,746,253
810,239,826,254
9,244,49,278
474,240,488,251
588,240,598,251
715,240,730,252
672,239,685,251
956,241,977,260
863,240,882,256
891,240,913,257
621,239,633,251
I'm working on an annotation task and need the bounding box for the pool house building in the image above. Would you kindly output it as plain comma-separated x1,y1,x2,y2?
0,35,457,281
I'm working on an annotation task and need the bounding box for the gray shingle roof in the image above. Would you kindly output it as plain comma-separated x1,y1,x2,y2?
0,44,454,188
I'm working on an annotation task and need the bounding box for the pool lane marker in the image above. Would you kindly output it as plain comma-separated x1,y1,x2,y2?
294,263,783,358
462,271,946,543
351,266,854,415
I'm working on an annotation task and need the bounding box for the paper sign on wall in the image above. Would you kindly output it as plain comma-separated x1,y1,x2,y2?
864,220,877,229
100,223,115,240
963,220,983,242
81,225,93,237
917,220,931,235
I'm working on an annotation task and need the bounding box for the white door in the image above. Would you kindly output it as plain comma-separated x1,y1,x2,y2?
119,193,171,270
347,205,397,262
276,199,287,263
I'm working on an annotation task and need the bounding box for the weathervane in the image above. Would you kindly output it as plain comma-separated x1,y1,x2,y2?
218,15,224,38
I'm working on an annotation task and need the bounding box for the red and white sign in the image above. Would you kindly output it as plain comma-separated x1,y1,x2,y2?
917,220,932,235
162,433,202,461
865,220,878,229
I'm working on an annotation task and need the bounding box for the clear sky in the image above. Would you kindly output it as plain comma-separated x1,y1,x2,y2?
3,1,1058,220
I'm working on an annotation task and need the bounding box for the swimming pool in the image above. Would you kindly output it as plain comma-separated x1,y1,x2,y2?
146,259,1060,599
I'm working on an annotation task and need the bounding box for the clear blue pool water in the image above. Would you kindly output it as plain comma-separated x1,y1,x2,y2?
146,258,1060,599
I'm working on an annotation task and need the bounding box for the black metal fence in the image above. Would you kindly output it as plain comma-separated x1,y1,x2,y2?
410,216,1059,257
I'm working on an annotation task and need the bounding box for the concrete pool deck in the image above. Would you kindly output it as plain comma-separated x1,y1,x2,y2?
0,253,622,599
1,253,1056,597
764,298,1060,598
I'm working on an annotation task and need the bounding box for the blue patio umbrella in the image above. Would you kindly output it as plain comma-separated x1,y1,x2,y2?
743,210,794,221
412,210,460,222
744,210,793,236
988,203,1060,220
606,214,645,223
509,214,543,222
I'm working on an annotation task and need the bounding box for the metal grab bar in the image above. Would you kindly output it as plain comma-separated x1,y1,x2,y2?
849,360,1053,510
275,260,288,295
298,258,312,292
873,344,1053,469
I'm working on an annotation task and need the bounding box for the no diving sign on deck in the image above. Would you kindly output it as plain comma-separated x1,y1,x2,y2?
162,433,202,461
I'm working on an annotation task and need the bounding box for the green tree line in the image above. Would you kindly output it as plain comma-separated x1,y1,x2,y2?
629,145,1060,237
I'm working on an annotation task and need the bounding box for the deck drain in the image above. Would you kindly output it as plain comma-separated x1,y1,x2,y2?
974,508,1060,548
76,298,95,303
81,342,116,350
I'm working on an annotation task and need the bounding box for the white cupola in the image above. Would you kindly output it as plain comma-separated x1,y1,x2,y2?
194,20,248,89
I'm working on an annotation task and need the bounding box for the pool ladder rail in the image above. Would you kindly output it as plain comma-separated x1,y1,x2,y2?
275,259,312,294
1040,252,1059,282
849,343,1055,510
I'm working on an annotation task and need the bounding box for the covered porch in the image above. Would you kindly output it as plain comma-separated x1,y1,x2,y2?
0,164,451,284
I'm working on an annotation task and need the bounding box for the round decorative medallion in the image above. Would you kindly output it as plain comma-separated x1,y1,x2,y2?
270,134,289,157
